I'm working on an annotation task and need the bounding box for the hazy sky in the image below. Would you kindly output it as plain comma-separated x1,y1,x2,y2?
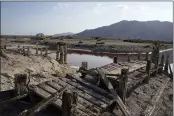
1,2,173,35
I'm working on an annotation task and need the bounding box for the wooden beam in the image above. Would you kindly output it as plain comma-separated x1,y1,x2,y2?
119,69,129,103
96,68,131,116
14,73,28,96
164,55,169,73
68,74,131,116
113,57,118,64
145,60,152,83
62,90,77,116
19,86,67,116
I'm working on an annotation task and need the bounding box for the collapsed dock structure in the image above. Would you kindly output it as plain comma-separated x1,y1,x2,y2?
0,42,173,116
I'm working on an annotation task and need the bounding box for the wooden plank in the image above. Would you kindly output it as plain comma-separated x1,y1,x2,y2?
19,86,66,116
31,85,90,116
58,77,111,103
46,80,101,114
67,74,114,99
58,78,109,107
141,78,170,116
96,68,131,116
30,85,62,109
38,83,57,94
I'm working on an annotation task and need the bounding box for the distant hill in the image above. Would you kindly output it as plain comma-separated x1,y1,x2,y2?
75,20,173,41
53,32,74,37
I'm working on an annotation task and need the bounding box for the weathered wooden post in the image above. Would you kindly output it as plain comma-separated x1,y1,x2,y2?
36,45,38,55
62,90,78,116
119,68,129,103
27,46,30,56
154,56,159,76
164,55,169,73
145,52,149,61
81,61,88,70
4,45,6,49
56,42,60,61
137,52,141,60
64,43,67,64
145,60,151,83
45,46,48,57
159,54,164,74
151,42,160,64
14,74,28,96
22,46,25,56
127,54,130,62
40,48,43,55
17,45,20,51
60,43,64,64
113,56,118,63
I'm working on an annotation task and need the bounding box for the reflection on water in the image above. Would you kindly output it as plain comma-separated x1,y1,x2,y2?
48,52,113,69
67,54,113,69
26,48,174,69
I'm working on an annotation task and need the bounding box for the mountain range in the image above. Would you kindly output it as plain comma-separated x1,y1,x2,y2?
75,20,173,41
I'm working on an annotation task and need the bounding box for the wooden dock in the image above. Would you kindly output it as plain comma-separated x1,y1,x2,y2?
29,74,116,116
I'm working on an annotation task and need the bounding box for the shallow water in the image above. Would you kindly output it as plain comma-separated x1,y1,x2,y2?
9,45,173,69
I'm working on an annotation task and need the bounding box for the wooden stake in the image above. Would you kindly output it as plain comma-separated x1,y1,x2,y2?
62,90,78,116
60,45,64,64
127,54,130,62
36,46,38,55
19,86,67,116
154,56,159,76
145,52,149,61
137,52,141,60
81,62,88,70
146,60,151,83
56,43,60,61
164,55,169,73
45,46,48,57
119,68,129,103
14,74,28,96
64,44,67,64
159,54,164,74
113,57,118,63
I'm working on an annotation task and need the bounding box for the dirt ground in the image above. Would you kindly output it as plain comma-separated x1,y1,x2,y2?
0,50,76,91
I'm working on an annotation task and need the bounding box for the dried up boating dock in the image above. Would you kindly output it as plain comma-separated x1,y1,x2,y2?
0,43,173,116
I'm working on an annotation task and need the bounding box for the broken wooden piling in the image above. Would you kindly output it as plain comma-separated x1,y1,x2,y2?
14,73,28,96
119,68,129,104
36,45,38,55
145,52,149,61
60,44,64,64
127,54,130,62
64,43,67,64
62,90,78,116
159,54,164,74
19,86,67,116
137,52,141,60
145,60,152,83
164,55,169,73
113,57,118,64
45,46,48,57
81,61,88,70
56,42,60,61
